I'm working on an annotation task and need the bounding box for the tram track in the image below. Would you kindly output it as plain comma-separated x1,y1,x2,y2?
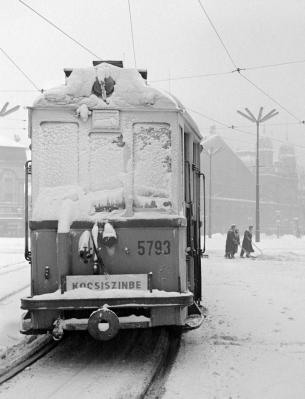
0,284,30,303
0,327,181,398
0,260,30,303
0,335,57,385
0,261,27,272
0,263,28,277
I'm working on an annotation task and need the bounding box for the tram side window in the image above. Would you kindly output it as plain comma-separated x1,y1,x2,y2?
180,126,184,210
184,133,191,205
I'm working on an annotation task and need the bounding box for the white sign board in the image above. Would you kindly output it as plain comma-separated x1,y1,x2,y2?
66,274,148,291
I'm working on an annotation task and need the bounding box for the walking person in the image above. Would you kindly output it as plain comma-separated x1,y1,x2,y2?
240,225,254,258
225,224,237,258
233,228,240,257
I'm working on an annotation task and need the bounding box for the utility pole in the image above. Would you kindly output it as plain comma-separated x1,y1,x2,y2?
237,107,278,242
202,145,222,238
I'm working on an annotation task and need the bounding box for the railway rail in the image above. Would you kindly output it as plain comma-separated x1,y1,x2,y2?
0,260,30,303
0,328,181,398
0,261,28,276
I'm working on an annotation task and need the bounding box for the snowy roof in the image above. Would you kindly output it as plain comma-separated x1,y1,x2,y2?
34,62,181,110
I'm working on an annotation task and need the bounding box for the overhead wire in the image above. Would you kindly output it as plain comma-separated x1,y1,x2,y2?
10,0,305,134
128,0,137,68
1,118,26,122
197,0,237,69
188,107,305,151
0,127,26,130
150,57,305,84
245,59,305,71
18,0,101,59
149,70,232,83
239,72,303,123
196,0,305,125
0,90,38,93
0,48,41,92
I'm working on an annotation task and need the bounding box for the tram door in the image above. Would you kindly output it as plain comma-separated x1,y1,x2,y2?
184,134,202,303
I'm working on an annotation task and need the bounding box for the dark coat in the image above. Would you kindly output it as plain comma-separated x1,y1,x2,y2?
226,230,236,254
233,231,240,254
242,230,254,253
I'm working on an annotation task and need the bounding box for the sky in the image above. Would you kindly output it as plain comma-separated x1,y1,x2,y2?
1,0,305,165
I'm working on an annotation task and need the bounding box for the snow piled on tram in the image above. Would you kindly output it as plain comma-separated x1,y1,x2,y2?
30,63,184,232
34,62,178,110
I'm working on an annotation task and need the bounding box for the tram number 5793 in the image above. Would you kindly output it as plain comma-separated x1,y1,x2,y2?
137,240,171,255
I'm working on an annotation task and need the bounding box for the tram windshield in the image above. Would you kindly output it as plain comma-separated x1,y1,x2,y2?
32,120,173,222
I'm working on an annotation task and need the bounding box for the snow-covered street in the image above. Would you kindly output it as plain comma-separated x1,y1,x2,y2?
164,235,305,399
0,239,29,353
1,236,305,399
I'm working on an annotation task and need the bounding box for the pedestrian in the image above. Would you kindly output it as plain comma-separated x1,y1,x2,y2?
240,225,254,258
233,228,240,256
225,224,236,258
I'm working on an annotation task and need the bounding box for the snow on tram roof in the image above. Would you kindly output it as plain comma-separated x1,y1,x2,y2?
34,62,179,109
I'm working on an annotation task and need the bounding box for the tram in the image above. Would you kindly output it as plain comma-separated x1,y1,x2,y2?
21,61,205,341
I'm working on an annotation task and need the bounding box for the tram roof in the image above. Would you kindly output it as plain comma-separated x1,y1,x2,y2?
32,63,201,139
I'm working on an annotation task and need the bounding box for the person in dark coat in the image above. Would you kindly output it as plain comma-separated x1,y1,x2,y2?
240,226,254,258
233,228,240,256
225,224,237,258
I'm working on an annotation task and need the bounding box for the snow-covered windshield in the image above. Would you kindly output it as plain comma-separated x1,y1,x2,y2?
133,123,172,210
89,132,125,211
32,120,173,224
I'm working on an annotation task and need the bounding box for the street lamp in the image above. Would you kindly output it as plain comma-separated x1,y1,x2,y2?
237,107,279,242
201,145,222,238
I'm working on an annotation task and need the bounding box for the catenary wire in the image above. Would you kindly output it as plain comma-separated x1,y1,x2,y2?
149,70,233,83
0,48,41,92
195,1,305,124
239,72,303,123
0,127,26,130
150,57,305,84
245,59,305,71
0,89,38,93
12,0,305,130
128,0,137,68
188,107,305,150
197,0,238,69
18,0,101,59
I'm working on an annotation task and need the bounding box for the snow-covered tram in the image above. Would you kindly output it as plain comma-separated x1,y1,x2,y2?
21,61,205,341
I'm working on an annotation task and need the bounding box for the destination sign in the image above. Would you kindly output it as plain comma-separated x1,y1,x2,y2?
66,274,148,291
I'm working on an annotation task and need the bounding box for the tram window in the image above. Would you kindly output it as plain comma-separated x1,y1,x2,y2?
133,123,172,210
180,126,184,209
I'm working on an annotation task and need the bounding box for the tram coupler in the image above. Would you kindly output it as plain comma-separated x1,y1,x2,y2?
87,307,120,341
52,317,65,341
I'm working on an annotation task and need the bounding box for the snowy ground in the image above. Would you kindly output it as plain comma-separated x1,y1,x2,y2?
0,238,29,353
1,235,305,399
163,234,305,399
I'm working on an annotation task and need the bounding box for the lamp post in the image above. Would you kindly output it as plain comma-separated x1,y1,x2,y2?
201,145,222,238
237,107,278,242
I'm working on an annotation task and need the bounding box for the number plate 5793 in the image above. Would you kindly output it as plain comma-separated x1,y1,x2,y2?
137,240,171,255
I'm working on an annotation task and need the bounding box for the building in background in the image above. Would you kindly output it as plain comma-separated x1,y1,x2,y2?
201,134,303,235
0,137,27,236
